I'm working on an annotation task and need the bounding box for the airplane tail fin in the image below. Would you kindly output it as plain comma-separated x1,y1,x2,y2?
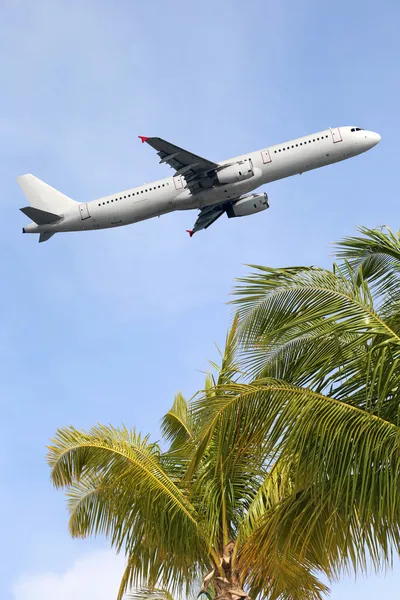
17,174,76,213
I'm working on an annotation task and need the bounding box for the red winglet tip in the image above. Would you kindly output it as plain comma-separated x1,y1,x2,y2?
186,229,194,238
138,136,149,144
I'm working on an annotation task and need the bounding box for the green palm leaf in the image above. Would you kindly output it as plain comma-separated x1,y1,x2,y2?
189,380,400,572
161,392,195,452
48,425,211,597
335,226,400,301
128,588,175,600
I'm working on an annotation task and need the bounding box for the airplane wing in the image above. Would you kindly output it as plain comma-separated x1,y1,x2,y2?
186,202,229,237
139,136,218,191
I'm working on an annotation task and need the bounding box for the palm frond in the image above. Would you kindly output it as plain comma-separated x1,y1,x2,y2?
209,314,242,387
246,553,330,600
47,424,211,595
161,393,195,452
233,263,397,344
239,478,400,588
128,588,175,600
335,225,400,302
231,262,400,393
189,380,400,572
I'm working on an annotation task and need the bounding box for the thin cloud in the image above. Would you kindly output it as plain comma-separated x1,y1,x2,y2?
11,550,126,600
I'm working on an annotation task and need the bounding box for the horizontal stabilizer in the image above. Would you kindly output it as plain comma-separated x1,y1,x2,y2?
39,232,55,243
20,206,61,225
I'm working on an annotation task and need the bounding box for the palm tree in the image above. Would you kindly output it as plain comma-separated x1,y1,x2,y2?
48,226,400,600
47,318,328,600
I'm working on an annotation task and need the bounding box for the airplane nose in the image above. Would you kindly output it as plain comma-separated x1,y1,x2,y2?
370,132,381,146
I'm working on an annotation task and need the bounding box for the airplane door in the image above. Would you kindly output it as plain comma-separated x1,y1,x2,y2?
174,175,184,190
261,150,272,164
79,203,90,220
330,127,342,143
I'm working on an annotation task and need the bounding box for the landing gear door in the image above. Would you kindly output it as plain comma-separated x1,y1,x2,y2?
79,203,90,220
330,127,342,143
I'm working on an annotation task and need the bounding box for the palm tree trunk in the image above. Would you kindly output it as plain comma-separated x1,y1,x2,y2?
199,542,250,600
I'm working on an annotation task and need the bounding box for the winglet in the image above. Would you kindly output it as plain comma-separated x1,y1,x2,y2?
138,136,149,144
186,229,195,238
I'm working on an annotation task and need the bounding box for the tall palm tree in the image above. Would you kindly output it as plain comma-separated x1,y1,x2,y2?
47,318,328,600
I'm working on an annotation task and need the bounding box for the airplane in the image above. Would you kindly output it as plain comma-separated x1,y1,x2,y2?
18,126,381,243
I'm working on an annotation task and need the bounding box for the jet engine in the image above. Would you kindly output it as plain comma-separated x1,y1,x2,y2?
216,160,254,185
226,193,269,218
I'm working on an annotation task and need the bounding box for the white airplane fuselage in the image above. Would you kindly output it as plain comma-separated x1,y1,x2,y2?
22,126,381,238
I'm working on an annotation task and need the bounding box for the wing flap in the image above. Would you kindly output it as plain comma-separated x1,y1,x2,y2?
139,136,218,191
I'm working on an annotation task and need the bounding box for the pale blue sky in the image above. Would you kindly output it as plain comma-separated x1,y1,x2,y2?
1,1,399,598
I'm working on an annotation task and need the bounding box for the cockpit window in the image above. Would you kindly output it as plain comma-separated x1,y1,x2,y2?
351,127,364,132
